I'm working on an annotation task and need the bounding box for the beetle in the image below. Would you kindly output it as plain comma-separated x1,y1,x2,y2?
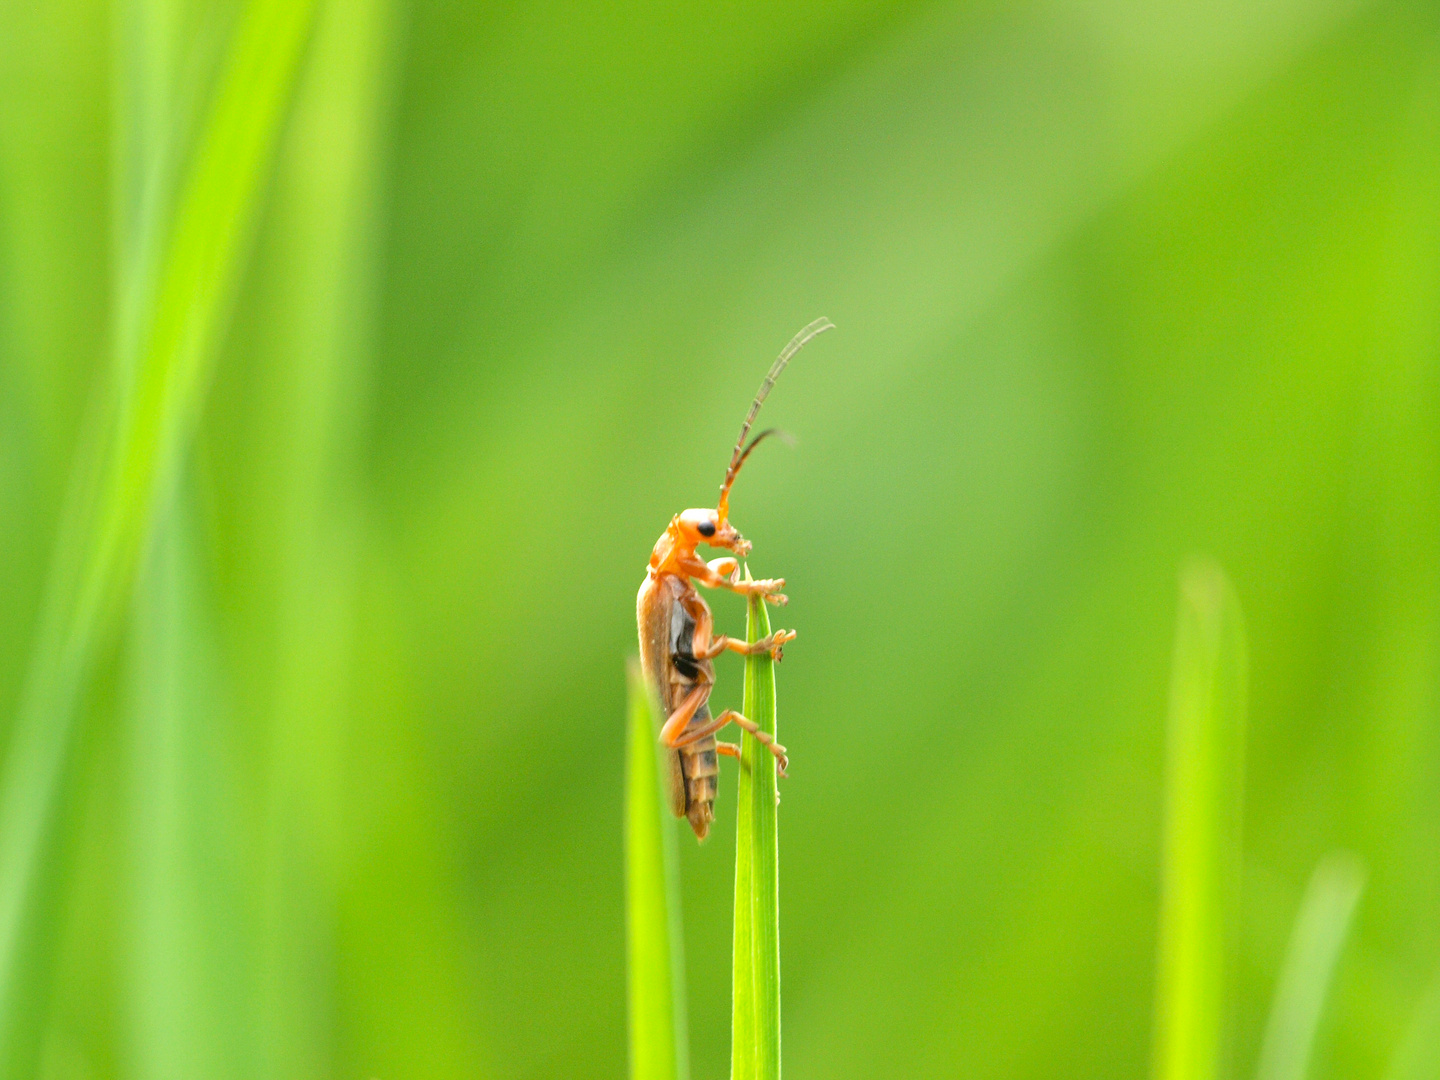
636,318,832,840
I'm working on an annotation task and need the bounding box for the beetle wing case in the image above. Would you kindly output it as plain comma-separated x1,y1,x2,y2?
637,573,688,818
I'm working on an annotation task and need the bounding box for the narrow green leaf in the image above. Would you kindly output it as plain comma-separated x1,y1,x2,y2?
626,661,690,1080
1254,852,1365,1080
732,690,756,1080
1152,559,1248,1080
128,493,255,1080
251,1,396,1074
0,0,316,1069
733,568,781,1080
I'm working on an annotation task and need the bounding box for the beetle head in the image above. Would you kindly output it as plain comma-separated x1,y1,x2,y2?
676,507,751,557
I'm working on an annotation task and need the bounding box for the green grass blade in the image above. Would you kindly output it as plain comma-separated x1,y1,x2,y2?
1152,559,1248,1080
0,0,316,1067
128,493,256,1080
733,569,781,1080
626,661,690,1080
1254,852,1364,1080
250,0,395,1073
732,697,756,1080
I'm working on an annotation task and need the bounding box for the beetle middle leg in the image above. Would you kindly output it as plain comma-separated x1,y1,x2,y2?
683,590,796,663
697,629,797,663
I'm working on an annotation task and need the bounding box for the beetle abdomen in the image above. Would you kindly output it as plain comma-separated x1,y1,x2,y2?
679,717,719,840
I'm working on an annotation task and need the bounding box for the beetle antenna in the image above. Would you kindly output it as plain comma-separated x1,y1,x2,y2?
730,427,791,480
717,317,832,519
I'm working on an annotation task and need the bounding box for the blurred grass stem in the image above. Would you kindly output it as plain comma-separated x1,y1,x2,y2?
1254,853,1365,1080
0,0,316,1070
1152,560,1247,1080
626,662,691,1080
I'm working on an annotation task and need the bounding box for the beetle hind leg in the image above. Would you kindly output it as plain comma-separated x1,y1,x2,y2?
712,709,788,777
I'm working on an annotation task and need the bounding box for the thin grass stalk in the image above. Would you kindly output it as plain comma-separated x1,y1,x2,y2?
626,662,690,1080
0,0,316,1068
253,0,395,1072
128,491,253,1079
1152,559,1247,1080
1254,852,1364,1080
733,567,781,1080
731,701,756,1079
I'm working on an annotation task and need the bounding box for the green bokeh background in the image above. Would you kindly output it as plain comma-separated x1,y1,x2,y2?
2,0,1439,1077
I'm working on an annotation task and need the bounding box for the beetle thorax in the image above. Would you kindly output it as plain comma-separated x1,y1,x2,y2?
648,519,692,576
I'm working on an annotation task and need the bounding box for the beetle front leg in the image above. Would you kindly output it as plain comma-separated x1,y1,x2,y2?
679,554,788,605
731,576,788,606
707,557,739,583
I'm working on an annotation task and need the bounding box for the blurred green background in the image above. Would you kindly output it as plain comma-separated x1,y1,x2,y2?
1,0,1439,1077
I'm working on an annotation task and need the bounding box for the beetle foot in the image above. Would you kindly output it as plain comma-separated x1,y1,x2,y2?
766,629,797,661
743,576,786,598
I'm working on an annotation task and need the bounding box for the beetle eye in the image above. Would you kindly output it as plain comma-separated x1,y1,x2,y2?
697,519,716,538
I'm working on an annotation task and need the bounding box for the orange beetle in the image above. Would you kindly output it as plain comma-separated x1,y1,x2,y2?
635,318,832,839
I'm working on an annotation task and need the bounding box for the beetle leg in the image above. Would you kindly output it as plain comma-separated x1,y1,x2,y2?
711,709,788,777
732,577,788,606
670,713,788,779
707,557,739,583
717,739,780,804
716,740,781,805
717,742,781,805
696,629,797,662
667,700,789,776
658,685,710,747
678,554,788,605
666,706,734,748
740,629,796,661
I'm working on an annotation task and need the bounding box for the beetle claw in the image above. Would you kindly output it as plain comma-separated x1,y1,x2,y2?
766,628,797,661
